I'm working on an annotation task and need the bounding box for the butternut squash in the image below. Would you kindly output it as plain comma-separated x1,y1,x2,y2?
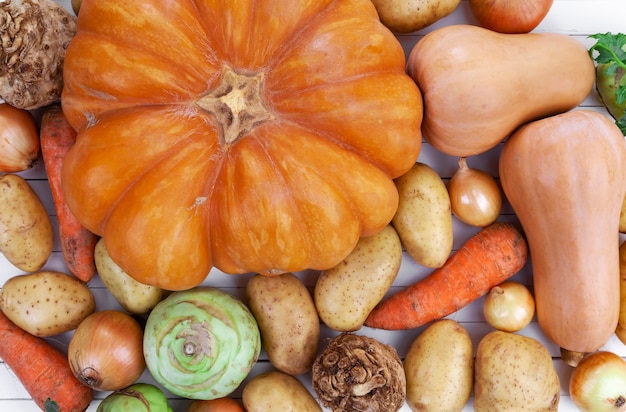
499,110,626,356
407,24,595,157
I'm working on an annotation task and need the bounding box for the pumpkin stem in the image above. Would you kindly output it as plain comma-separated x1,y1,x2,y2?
196,66,273,145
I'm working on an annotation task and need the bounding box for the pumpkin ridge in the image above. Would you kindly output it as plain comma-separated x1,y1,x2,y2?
73,0,222,92
262,0,396,88
252,0,345,72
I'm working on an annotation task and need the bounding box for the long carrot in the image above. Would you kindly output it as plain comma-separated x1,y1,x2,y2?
364,221,528,330
0,310,93,411
40,105,99,282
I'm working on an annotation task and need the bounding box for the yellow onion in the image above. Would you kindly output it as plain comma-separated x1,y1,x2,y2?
68,310,145,391
448,157,502,227
468,0,555,34
143,287,261,400
0,103,39,173
483,281,535,332
570,351,626,412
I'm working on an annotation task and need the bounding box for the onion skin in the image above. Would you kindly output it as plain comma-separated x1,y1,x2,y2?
143,287,261,400
0,103,39,173
448,157,502,227
468,0,555,34
68,310,146,391
483,281,535,332
569,351,626,412
71,0,82,15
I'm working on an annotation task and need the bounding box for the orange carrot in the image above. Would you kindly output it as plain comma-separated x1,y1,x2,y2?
364,222,528,330
40,104,99,282
0,310,93,411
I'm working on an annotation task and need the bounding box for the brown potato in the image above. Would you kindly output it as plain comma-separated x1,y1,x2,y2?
371,0,462,33
246,272,319,375
314,225,402,331
0,174,53,272
242,370,321,412
95,238,165,314
404,319,473,412
392,162,453,268
0,271,95,337
474,331,560,411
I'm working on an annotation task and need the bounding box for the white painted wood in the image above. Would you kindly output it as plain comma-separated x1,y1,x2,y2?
2,0,626,410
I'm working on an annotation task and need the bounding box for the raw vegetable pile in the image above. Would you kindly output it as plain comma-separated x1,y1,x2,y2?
2,0,626,411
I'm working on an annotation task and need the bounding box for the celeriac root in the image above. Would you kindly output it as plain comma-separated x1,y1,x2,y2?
312,333,406,412
0,0,76,109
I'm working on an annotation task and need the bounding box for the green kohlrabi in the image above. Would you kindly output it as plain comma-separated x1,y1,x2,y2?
143,287,261,400
96,383,173,412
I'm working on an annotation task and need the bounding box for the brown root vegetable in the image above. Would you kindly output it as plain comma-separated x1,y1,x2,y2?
0,0,76,110
311,333,406,412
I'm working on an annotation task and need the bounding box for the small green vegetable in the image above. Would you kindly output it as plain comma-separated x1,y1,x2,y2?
143,287,261,400
44,398,59,412
96,383,173,412
589,32,626,135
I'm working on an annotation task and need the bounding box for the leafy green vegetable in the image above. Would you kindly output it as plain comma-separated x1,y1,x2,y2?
44,398,59,412
589,32,626,135
618,114,626,135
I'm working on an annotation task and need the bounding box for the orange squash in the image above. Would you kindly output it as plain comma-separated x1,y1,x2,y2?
499,110,626,355
60,0,422,290
407,24,594,157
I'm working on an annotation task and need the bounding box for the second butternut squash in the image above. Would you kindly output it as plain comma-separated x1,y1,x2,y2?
499,110,626,356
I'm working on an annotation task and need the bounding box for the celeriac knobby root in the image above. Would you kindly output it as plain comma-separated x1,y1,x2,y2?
0,0,76,109
311,333,406,412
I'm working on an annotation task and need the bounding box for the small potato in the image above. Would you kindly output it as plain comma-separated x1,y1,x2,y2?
246,272,319,375
371,0,462,33
392,162,453,268
95,238,165,314
404,319,473,412
474,331,560,411
0,173,53,272
242,370,322,412
0,271,95,337
314,225,402,331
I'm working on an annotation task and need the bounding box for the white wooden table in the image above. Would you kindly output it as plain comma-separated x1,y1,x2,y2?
2,0,626,410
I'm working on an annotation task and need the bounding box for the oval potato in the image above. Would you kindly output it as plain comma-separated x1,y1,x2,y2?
474,331,560,411
392,162,453,268
314,225,402,331
0,271,95,337
0,173,53,272
95,238,165,314
371,0,462,33
246,272,319,375
242,370,322,412
404,319,473,412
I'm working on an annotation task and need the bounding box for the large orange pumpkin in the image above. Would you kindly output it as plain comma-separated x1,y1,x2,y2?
60,0,422,290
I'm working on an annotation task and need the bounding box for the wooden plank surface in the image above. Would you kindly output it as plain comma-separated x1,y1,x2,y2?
1,0,625,410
